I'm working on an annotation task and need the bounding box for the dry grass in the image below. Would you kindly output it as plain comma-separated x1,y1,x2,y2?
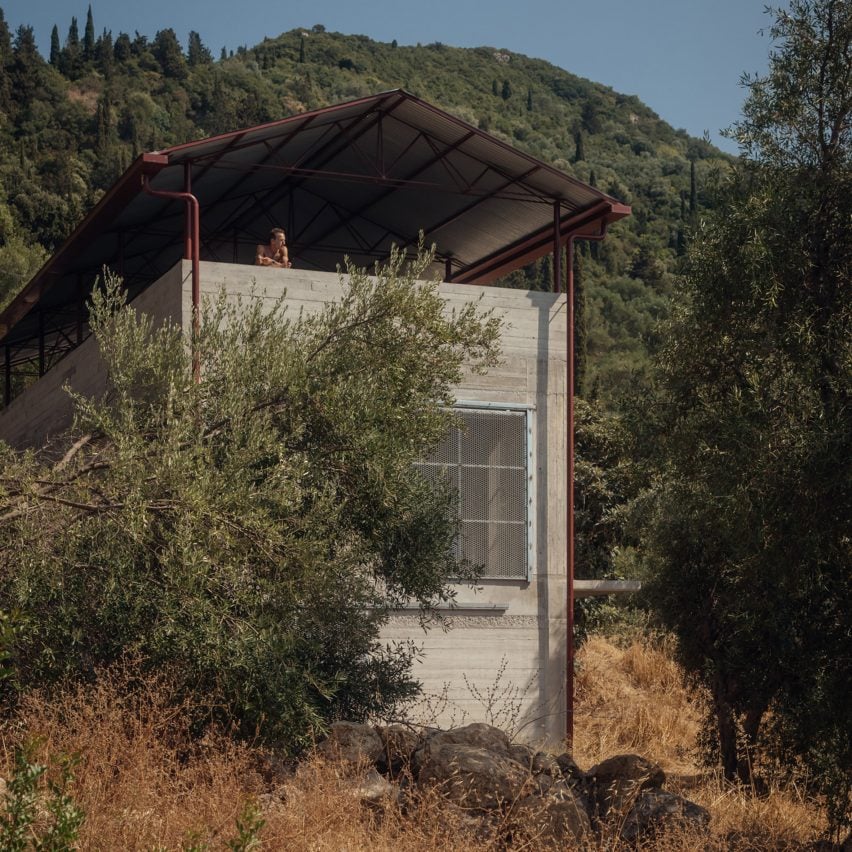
575,634,828,849
574,633,701,776
0,637,831,850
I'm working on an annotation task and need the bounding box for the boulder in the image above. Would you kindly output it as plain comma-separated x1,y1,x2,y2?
375,724,420,775
415,741,533,809
438,800,501,843
550,778,592,820
620,788,710,842
346,768,400,807
554,752,586,784
532,751,561,776
423,723,512,755
509,742,535,769
587,753,665,820
511,788,592,845
317,721,383,765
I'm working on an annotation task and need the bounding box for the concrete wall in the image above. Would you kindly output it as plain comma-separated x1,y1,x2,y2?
0,259,568,746
0,263,185,451
196,261,569,747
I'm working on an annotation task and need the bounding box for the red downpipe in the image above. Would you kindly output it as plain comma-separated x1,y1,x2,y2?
142,175,201,383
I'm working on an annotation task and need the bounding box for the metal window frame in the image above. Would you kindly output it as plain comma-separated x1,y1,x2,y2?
450,400,536,582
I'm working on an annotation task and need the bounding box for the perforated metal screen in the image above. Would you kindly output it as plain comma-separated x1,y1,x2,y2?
418,408,529,579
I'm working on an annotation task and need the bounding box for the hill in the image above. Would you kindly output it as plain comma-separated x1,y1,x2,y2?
0,12,733,398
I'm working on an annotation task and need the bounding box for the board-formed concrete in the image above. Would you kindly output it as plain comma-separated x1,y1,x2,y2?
0,258,569,746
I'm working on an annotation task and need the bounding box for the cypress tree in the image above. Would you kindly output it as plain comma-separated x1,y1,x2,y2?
299,36,305,62
114,32,131,62
49,24,60,66
574,130,585,162
689,159,697,214
501,79,511,100
153,28,187,78
0,9,11,63
67,16,79,52
220,46,227,61
188,31,212,66
491,79,499,96
64,16,80,77
84,5,95,60
97,28,114,77
526,88,533,111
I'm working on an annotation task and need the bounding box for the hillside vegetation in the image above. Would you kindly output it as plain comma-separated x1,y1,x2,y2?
0,9,731,398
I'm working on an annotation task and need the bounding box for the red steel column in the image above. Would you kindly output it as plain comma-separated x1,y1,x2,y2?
566,234,576,747
553,201,562,293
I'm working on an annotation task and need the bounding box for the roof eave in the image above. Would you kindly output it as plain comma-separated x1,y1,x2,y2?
453,200,631,286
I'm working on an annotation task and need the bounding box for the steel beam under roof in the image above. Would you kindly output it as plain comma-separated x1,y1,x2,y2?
0,89,629,353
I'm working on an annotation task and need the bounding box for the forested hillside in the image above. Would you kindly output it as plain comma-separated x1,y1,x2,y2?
0,9,732,398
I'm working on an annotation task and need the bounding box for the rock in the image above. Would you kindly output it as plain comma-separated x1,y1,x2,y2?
620,788,710,842
532,751,560,776
511,788,592,845
438,800,501,842
423,723,512,755
533,772,554,795
375,724,420,775
509,743,535,769
347,768,400,807
550,778,592,819
415,741,533,809
555,752,585,783
587,753,665,821
317,721,383,765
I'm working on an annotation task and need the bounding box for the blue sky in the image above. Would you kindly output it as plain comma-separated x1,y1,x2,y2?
2,1,781,155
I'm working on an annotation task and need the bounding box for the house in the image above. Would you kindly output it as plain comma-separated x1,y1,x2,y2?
0,90,633,746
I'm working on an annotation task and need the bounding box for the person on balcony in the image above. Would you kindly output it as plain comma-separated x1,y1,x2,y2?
256,228,292,268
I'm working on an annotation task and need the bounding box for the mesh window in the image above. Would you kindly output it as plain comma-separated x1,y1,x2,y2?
417,408,529,579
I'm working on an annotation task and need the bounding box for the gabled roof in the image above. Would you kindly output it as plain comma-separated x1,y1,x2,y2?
0,89,629,352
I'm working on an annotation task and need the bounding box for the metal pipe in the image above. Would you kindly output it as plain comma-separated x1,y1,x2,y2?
142,176,201,383
183,162,193,260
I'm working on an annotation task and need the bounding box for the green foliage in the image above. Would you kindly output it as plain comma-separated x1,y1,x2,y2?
0,745,85,851
0,13,730,402
637,0,851,830
225,801,264,852
0,245,500,750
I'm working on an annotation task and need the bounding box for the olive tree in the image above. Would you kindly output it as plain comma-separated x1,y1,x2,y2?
0,246,500,750
638,0,850,828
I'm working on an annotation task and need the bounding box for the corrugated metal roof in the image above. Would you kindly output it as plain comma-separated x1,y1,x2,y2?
0,89,629,354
